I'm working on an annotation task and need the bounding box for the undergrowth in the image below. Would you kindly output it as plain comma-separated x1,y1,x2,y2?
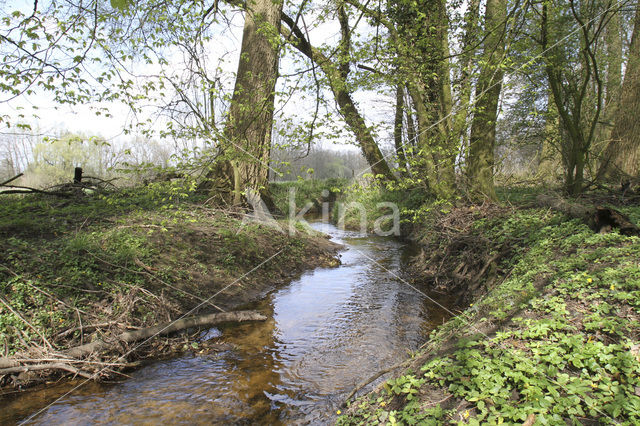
270,178,348,217
330,182,435,232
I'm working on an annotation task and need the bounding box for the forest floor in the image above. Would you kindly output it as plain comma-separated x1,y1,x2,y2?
339,188,640,425
0,183,340,392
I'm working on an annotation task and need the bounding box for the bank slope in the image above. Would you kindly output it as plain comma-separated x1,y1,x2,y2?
0,186,339,390
340,205,640,425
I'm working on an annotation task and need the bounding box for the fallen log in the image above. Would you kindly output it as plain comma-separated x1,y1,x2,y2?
536,194,640,236
65,310,267,359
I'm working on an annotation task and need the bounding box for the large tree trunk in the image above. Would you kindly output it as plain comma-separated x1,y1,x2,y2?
398,0,455,198
210,0,283,204
598,5,640,181
466,0,507,201
593,4,622,163
436,10,456,196
335,0,454,193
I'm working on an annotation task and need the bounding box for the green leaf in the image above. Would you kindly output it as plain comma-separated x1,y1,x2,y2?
110,0,129,10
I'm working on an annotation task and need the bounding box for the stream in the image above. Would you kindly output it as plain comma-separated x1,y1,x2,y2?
3,222,456,425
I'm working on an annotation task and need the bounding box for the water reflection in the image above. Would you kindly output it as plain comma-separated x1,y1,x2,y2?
2,222,454,425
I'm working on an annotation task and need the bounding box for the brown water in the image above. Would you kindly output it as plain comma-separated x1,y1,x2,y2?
2,222,455,425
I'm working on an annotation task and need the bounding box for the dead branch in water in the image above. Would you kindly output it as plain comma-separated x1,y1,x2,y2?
0,311,266,388
64,310,267,359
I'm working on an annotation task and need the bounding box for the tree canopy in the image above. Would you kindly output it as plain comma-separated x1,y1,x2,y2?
1,0,639,200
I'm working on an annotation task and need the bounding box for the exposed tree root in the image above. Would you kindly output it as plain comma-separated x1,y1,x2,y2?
408,204,513,304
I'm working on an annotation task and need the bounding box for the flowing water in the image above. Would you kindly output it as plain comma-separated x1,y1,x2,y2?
2,222,456,425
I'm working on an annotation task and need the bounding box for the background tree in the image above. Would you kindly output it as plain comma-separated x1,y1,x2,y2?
541,0,612,194
466,0,508,200
598,2,640,181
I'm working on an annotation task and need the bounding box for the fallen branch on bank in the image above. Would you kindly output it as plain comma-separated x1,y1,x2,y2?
0,185,71,197
55,322,137,340
0,363,94,380
0,358,18,369
0,173,23,187
64,310,267,359
536,194,640,236
0,168,113,197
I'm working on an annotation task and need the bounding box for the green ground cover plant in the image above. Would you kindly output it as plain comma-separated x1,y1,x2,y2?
340,200,640,425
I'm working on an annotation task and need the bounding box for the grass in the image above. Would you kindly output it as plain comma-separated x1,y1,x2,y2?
339,198,640,424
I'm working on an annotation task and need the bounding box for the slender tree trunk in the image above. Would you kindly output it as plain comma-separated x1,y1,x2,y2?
405,90,417,150
280,14,395,181
541,1,605,195
216,0,283,204
394,83,408,174
537,88,562,183
336,86,395,179
452,0,480,156
598,5,640,180
467,0,507,201
596,5,622,151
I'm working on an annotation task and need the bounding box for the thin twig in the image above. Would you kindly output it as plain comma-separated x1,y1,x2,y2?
0,173,23,187
0,296,54,350
75,308,83,346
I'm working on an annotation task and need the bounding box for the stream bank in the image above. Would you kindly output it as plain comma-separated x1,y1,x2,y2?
340,199,640,424
0,185,340,394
